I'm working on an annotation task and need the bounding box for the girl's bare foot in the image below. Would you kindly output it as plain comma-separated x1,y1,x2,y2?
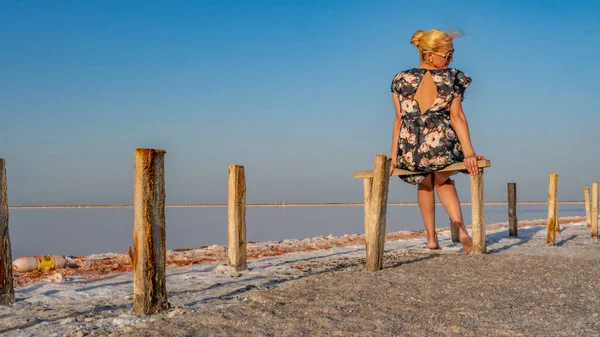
450,221,472,254
459,229,473,254
426,233,440,250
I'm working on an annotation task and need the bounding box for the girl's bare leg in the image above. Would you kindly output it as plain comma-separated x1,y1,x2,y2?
433,172,473,254
417,174,438,249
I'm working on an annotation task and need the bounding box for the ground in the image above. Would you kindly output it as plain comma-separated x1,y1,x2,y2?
133,252,600,337
1,219,599,336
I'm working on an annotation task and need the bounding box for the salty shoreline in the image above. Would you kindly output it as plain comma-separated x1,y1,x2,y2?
2,216,599,336
11,215,587,286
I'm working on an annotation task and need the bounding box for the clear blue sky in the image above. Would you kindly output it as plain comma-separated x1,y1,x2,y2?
1,0,599,205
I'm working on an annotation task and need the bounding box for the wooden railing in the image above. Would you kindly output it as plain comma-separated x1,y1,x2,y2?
353,155,492,271
2,150,600,313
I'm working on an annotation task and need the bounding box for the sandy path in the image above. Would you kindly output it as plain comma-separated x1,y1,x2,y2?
124,224,600,337
132,253,600,337
2,220,599,336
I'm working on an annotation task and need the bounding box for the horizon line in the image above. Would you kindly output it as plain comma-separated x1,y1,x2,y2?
7,201,586,209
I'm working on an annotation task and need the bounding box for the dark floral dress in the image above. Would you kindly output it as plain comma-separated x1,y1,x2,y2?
390,68,472,185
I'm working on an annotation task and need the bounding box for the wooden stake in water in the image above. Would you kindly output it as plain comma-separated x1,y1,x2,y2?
0,159,15,306
228,164,247,272
584,187,591,228
450,217,459,243
508,182,517,237
592,182,599,240
546,173,558,246
365,154,390,271
131,148,169,315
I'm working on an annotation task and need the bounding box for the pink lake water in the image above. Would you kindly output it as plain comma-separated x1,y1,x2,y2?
8,204,584,258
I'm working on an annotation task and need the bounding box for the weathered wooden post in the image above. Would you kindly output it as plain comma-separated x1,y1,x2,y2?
363,178,372,234
450,217,459,243
546,173,558,246
592,182,598,240
584,187,591,228
130,148,169,315
555,190,560,233
470,168,486,253
508,182,517,237
0,159,15,305
365,154,390,271
228,164,247,272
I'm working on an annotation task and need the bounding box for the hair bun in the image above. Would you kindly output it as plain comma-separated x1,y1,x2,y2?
410,30,425,47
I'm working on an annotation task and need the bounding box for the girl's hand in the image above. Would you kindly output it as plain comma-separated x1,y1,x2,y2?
464,155,486,175
389,161,398,178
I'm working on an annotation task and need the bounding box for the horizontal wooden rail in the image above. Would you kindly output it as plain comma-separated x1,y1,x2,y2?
353,160,491,179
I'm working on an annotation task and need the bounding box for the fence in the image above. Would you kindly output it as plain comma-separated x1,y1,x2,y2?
0,151,598,314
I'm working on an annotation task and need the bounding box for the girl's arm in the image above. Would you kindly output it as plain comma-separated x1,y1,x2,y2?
449,96,483,175
390,93,402,176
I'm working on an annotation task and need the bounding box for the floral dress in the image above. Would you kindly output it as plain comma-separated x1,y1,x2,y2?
390,68,472,185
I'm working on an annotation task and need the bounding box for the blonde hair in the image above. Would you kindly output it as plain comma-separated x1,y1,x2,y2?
411,29,463,61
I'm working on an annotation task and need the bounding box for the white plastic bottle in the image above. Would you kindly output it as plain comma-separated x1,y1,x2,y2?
12,255,68,272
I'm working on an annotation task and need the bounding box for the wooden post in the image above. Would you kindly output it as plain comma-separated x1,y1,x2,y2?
363,178,373,234
546,173,558,246
470,168,486,254
131,149,169,315
0,159,15,305
592,182,598,240
555,190,560,233
450,217,459,243
365,154,390,271
228,164,247,272
584,187,591,228
508,182,517,237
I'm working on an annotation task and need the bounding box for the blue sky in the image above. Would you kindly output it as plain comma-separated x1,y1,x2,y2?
1,0,599,205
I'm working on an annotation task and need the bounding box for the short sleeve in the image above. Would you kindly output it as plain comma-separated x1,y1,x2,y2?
391,71,403,96
453,70,472,101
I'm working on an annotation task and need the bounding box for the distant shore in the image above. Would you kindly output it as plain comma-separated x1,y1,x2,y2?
8,201,586,209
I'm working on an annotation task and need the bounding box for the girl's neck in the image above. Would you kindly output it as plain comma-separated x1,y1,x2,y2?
418,62,443,70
